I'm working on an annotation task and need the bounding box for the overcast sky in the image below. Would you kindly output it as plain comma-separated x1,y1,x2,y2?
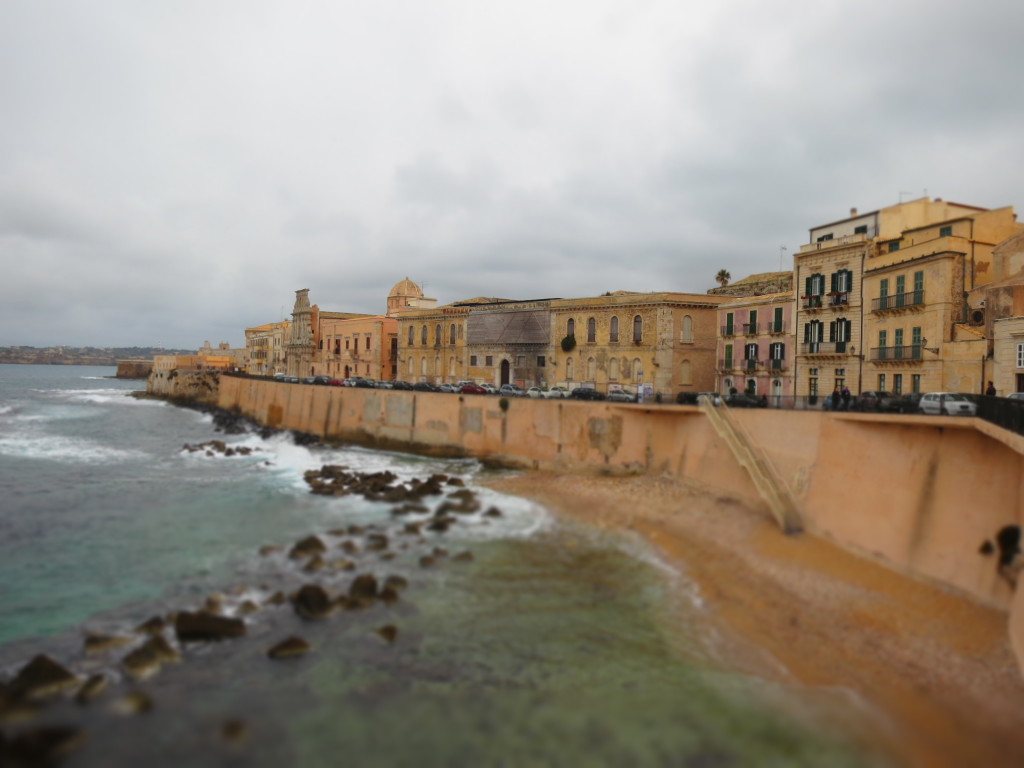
2,0,1023,348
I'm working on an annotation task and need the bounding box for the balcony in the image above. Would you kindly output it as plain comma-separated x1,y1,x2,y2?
798,232,869,254
827,292,850,308
742,358,760,371
801,295,823,310
800,341,850,356
871,290,925,313
767,322,788,335
718,358,736,371
742,323,758,336
721,325,736,338
768,359,788,371
870,345,924,363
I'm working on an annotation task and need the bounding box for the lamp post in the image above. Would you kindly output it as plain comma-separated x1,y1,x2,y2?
637,368,644,404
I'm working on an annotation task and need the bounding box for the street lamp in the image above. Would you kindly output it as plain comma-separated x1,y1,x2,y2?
920,337,940,355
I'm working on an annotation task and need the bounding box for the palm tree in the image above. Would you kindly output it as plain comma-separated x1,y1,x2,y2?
715,269,731,287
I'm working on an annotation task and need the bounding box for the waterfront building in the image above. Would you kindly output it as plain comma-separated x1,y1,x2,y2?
794,197,998,398
395,300,473,385
317,312,398,381
862,206,1023,395
463,298,552,388
715,292,796,399
548,292,726,397
244,320,291,376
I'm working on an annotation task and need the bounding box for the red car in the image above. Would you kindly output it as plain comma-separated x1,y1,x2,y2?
459,383,487,395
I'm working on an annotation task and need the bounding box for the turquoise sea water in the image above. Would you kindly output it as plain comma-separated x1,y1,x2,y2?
0,365,894,766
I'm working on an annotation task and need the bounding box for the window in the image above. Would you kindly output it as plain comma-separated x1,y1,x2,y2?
449,324,456,344
747,310,758,334
912,374,921,393
889,241,901,252
680,360,692,385
893,374,903,395
913,270,924,301
632,315,643,343
880,278,889,297
1017,343,1024,368
609,357,619,379
912,327,922,354
537,356,545,367
895,328,904,358
725,312,735,335
587,318,596,343
809,375,818,397
681,315,693,343
567,318,575,337
879,330,887,348
829,318,852,351
816,233,833,242
724,344,734,367
610,317,619,343
745,343,759,360
470,355,478,366
854,224,868,235
895,275,906,307
408,327,414,345
834,369,846,389
769,342,785,369
940,225,953,237
421,326,427,345
485,356,493,367
879,374,886,391
804,320,824,350
434,325,441,345
772,306,784,333
805,273,826,296
354,337,359,353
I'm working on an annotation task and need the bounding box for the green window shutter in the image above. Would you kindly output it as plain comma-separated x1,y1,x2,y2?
880,278,889,297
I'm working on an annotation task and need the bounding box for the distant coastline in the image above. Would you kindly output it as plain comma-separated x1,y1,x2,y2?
0,346,194,367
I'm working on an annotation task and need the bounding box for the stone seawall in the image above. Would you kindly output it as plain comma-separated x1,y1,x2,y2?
151,371,1024,670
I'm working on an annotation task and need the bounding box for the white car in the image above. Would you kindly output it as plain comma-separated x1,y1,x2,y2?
1007,393,1024,401
526,387,545,398
919,392,977,416
541,386,571,399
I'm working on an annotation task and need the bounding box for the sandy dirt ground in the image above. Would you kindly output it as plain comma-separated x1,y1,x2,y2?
484,471,1024,768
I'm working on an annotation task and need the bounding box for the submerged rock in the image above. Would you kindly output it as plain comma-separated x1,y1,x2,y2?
292,584,335,620
221,719,249,743
348,574,379,602
83,632,133,654
289,535,327,559
383,575,409,592
174,611,246,642
75,674,109,704
135,616,167,636
8,655,78,700
267,636,312,659
453,550,475,563
111,690,153,716
376,625,398,644
0,725,86,765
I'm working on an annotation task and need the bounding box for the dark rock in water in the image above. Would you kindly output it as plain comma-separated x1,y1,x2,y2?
339,539,359,554
0,725,86,765
304,554,326,573
419,555,436,568
432,547,449,558
292,585,335,620
267,636,312,659
75,674,109,704
379,587,400,605
453,551,475,563
264,591,287,606
238,600,261,615
289,535,327,559
483,506,503,518
331,558,356,571
446,476,465,487
401,522,423,535
349,574,379,601
258,545,283,556
376,625,398,644
122,643,164,681
205,593,226,614
221,719,249,743
347,524,366,535
8,655,78,700
383,575,409,592
379,551,396,561
365,533,389,551
83,632,132,654
426,518,451,533
112,689,153,716
135,615,167,636
174,611,246,642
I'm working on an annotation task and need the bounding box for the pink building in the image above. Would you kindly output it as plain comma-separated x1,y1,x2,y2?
716,292,796,400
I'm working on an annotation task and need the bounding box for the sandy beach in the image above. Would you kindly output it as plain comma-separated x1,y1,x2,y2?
484,471,1024,768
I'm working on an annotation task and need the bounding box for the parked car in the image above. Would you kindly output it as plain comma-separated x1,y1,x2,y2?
281,375,299,383
391,381,413,390
375,380,394,389
853,390,899,412
541,386,571,399
606,389,635,402
891,392,923,413
725,393,766,408
919,392,977,416
328,378,346,387
569,387,605,401
459,383,487,395
1007,392,1024,401
525,387,546,398
355,378,376,389
498,384,526,397
480,383,499,395
438,383,459,393
676,391,721,406
412,381,438,392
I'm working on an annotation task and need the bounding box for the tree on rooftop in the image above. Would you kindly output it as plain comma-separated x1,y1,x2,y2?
715,269,731,287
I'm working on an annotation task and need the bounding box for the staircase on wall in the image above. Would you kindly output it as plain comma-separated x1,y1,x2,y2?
699,397,803,535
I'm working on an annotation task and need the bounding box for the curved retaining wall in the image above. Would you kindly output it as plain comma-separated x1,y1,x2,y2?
157,373,1024,670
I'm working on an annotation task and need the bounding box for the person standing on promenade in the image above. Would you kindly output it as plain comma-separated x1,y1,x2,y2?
840,385,851,411
987,381,997,396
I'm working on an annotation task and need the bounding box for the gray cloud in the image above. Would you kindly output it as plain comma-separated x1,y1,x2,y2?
2,0,1024,348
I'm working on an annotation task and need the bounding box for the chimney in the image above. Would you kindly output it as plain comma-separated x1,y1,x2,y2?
850,207,858,217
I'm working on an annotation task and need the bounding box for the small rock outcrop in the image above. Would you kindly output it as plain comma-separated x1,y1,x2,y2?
267,636,312,659
174,611,246,643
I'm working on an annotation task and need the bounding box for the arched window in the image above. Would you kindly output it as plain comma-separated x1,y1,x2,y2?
633,315,643,343
681,315,693,343
421,325,427,345
567,318,575,337
609,357,620,380
680,360,692,385
610,316,619,343
587,357,596,380
587,318,596,343
407,326,414,345
435,325,441,345
566,357,574,380
449,324,456,344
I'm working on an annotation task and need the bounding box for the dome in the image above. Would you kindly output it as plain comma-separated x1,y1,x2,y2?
389,277,423,299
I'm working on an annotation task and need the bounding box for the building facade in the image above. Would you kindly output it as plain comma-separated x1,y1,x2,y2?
716,292,795,399
245,321,291,376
